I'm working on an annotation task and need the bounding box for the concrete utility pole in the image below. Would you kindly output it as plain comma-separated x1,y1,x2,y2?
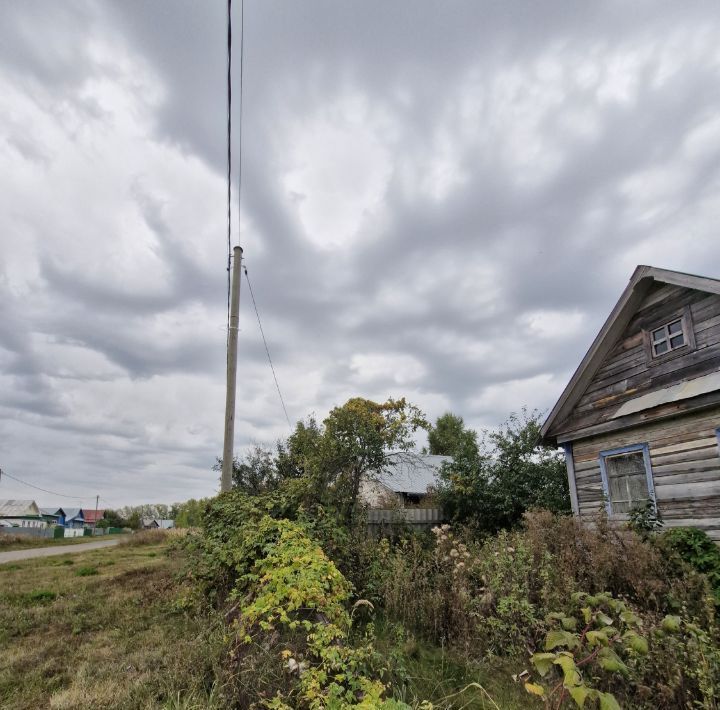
93,494,99,535
221,246,243,493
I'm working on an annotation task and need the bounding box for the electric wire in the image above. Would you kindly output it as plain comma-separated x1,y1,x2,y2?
243,266,292,428
226,0,233,342
0,468,86,502
237,0,244,250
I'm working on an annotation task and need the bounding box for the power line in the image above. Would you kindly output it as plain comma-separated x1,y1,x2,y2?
237,0,244,250
243,266,292,428
226,0,233,342
0,468,86,502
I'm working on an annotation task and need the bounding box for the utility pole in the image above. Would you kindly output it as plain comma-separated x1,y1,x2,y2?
93,494,99,535
221,246,243,493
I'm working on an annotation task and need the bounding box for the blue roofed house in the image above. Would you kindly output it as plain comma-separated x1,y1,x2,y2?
41,508,66,526
63,508,85,529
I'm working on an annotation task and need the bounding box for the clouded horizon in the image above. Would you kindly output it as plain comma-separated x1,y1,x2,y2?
2,0,720,507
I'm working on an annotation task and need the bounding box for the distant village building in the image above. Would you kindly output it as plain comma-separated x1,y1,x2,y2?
541,266,720,542
40,507,66,526
63,509,85,529
0,500,47,528
359,454,450,507
82,509,105,528
141,518,175,530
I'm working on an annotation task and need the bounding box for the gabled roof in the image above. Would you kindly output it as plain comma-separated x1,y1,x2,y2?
40,507,64,517
64,508,84,521
378,454,451,494
81,509,105,523
541,266,720,444
0,499,41,517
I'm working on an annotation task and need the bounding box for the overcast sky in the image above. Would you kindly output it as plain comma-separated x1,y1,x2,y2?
2,1,720,507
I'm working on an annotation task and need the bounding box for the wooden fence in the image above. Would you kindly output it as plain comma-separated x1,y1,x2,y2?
366,508,445,532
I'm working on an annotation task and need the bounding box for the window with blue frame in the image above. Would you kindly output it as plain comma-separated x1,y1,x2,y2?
599,443,655,514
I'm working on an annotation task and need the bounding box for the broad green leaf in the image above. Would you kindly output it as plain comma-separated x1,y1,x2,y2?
545,630,580,651
561,616,578,631
598,647,629,677
530,652,556,677
598,691,621,710
586,629,609,647
581,606,592,624
524,682,545,697
662,615,681,633
623,631,648,655
554,654,582,687
568,685,591,707
596,612,613,627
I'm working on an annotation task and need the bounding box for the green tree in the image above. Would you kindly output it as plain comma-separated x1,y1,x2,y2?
174,498,209,528
320,397,428,521
426,412,479,459
439,408,570,532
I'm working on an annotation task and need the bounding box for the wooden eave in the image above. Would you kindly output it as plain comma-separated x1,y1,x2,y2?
541,265,720,446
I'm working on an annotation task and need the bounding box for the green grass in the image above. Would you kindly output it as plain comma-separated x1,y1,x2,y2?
373,620,536,709
0,534,123,553
0,542,224,709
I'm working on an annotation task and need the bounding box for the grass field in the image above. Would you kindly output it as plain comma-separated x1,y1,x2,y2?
0,541,223,710
0,533,126,553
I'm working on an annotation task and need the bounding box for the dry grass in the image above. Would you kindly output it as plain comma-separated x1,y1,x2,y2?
0,541,224,709
119,528,188,547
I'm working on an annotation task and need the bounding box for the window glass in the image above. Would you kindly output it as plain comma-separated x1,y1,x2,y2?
654,341,668,355
604,451,650,513
652,328,665,343
668,320,683,335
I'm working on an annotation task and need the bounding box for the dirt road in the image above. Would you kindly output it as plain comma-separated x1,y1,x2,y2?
0,539,119,564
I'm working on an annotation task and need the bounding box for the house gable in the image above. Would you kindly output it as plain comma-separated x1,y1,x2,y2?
542,267,720,445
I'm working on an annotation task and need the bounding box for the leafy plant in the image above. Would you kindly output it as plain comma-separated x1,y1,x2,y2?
658,527,720,605
627,501,663,539
521,591,648,708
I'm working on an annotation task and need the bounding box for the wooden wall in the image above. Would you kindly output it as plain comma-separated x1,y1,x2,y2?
571,407,720,541
558,283,720,436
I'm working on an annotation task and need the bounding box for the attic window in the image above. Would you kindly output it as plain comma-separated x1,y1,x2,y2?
651,319,685,356
644,306,695,363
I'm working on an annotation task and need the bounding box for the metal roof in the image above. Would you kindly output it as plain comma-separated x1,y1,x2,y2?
0,499,41,517
378,454,451,495
63,508,83,521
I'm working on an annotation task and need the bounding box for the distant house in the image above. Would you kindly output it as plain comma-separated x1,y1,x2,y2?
359,454,451,507
81,509,105,528
141,518,175,530
41,507,66,526
0,500,47,529
541,266,720,541
63,509,85,529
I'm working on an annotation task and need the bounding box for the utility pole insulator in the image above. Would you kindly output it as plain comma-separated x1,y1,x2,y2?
221,245,243,493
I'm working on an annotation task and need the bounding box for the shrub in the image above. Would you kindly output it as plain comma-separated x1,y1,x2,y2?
658,527,720,605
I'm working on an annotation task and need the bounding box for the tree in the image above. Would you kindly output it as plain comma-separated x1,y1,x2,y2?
439,408,570,532
426,412,479,459
321,397,428,521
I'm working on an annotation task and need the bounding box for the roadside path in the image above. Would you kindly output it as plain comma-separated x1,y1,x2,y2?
0,539,119,564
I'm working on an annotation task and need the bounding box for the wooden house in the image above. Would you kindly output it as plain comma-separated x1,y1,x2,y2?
358,454,450,507
0,500,47,528
541,266,720,541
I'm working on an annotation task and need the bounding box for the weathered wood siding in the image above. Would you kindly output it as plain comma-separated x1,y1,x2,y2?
571,407,720,540
557,283,720,436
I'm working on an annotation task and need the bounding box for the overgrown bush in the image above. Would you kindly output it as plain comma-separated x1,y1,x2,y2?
658,527,720,605
180,492,406,708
